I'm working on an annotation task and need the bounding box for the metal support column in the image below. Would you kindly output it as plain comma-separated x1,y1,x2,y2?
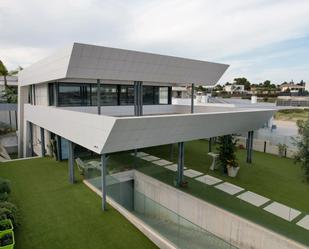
40,127,45,157
139,82,143,116
134,81,138,116
97,79,101,115
191,83,194,113
209,137,212,152
8,111,12,129
133,81,143,154
246,131,254,163
177,142,184,186
29,122,34,157
14,111,17,129
250,131,253,163
101,154,107,211
68,141,75,184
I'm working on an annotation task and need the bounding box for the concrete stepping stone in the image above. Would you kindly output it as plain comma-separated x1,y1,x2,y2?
130,152,149,158
215,182,244,195
141,155,161,162
297,215,309,231
184,169,203,178
164,164,187,172
263,202,301,221
237,191,270,207
152,159,173,166
195,175,222,185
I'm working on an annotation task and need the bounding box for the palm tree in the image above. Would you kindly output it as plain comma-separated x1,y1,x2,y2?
0,60,9,89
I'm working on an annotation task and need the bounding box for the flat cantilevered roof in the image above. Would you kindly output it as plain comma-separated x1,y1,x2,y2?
24,104,275,154
18,43,229,86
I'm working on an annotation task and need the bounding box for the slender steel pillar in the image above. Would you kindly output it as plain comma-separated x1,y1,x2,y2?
101,154,107,211
29,122,34,157
139,82,143,116
246,131,254,163
97,79,101,115
133,81,143,153
177,142,184,186
40,127,45,157
209,137,212,152
8,111,12,129
134,81,138,116
250,131,254,162
68,141,75,184
14,111,17,129
191,83,194,113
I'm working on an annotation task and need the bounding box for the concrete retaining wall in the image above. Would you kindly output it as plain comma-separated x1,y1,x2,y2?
134,171,306,249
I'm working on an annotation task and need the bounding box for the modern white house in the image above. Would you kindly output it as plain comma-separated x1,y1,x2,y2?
17,42,275,208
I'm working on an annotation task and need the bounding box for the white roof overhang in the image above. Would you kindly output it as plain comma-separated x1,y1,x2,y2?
18,43,229,86
24,105,275,154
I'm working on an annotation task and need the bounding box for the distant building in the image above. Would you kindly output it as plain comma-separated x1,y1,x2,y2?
305,82,309,92
172,86,190,98
280,83,305,93
250,87,279,95
224,84,245,93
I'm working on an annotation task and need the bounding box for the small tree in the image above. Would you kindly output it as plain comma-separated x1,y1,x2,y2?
217,135,238,174
0,60,9,89
294,119,309,182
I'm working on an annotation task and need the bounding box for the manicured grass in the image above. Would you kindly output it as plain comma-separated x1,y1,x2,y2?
0,158,157,249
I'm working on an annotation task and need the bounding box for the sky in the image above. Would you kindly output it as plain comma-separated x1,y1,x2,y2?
0,0,309,85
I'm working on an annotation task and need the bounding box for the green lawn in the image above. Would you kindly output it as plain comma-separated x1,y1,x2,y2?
0,158,157,249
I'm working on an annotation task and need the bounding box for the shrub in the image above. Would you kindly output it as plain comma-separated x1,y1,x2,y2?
278,143,287,157
0,202,19,227
294,119,309,182
0,178,10,201
217,135,238,174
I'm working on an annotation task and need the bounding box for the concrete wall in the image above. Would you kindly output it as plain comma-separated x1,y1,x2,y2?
134,171,306,249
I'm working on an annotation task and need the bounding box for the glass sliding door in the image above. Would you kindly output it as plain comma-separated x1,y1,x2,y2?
58,84,91,106
120,85,134,105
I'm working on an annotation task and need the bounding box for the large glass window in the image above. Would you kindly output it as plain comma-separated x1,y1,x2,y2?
92,85,118,106
54,83,171,107
48,83,54,106
58,84,91,106
120,85,134,105
143,86,155,105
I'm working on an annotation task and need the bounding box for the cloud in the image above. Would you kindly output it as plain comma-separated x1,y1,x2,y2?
0,0,309,83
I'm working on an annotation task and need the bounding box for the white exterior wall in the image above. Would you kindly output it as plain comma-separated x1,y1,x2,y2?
17,85,29,157
134,171,306,249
